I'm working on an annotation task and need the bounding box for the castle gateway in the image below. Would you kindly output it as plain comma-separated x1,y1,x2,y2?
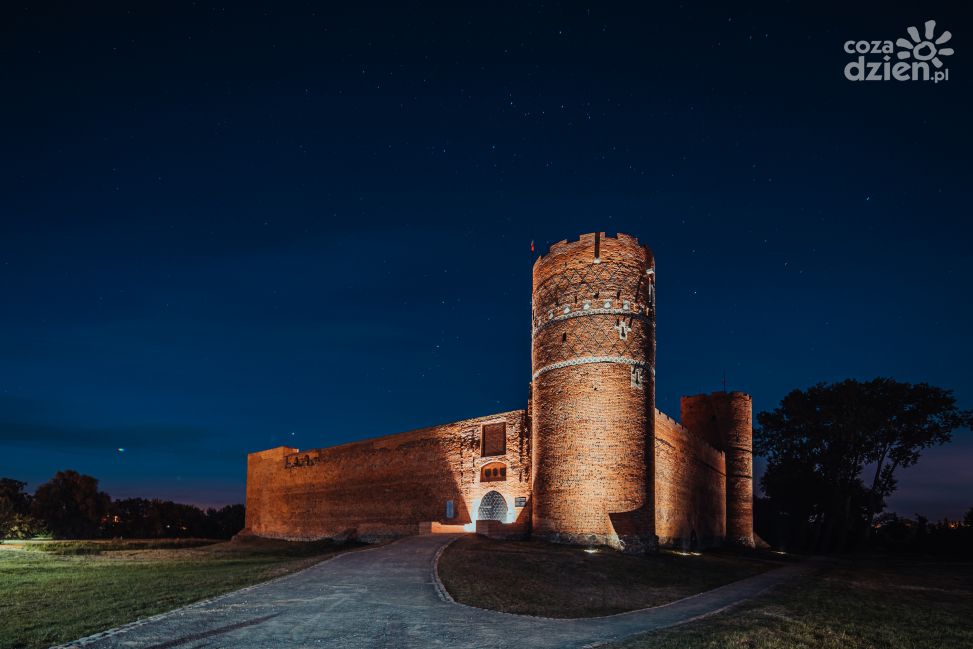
242,232,754,552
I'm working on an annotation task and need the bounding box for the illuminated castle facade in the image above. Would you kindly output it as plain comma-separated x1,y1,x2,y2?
243,232,754,552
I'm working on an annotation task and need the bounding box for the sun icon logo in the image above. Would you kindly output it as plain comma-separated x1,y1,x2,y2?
897,20,954,68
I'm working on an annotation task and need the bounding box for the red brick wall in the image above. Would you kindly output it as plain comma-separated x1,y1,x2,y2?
680,392,754,547
530,232,656,552
654,410,726,548
243,410,530,542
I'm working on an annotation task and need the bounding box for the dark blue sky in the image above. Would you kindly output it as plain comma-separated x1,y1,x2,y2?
1,2,970,517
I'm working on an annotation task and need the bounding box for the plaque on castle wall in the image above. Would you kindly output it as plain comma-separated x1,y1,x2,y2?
515,496,526,507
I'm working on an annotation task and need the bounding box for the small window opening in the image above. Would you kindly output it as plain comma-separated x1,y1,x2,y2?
481,423,506,456
480,462,508,482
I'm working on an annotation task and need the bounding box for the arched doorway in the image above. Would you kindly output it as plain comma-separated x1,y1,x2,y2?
477,490,508,522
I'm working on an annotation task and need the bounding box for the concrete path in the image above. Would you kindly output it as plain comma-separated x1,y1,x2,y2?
56,535,807,649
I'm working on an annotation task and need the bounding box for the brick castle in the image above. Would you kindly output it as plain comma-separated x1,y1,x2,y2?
243,232,754,552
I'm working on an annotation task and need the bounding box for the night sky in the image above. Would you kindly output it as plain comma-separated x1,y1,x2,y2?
2,2,970,518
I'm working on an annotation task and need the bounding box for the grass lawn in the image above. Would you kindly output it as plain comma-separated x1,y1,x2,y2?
0,537,360,649
437,535,792,617
606,557,973,649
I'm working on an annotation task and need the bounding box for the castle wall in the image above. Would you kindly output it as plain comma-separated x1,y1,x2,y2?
654,409,726,548
681,392,755,547
244,410,530,542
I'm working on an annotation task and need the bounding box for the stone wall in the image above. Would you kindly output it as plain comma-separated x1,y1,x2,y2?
244,409,530,542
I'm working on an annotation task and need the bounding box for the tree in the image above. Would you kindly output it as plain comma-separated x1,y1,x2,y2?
32,470,110,539
0,497,14,539
107,498,161,537
755,378,971,552
856,379,971,544
0,478,38,539
205,504,245,538
106,498,245,538
0,478,32,514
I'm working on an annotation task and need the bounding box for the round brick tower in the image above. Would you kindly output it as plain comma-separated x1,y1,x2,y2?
530,232,656,552
680,391,754,547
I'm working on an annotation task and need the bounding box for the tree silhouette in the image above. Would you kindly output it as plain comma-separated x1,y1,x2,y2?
32,470,110,539
755,378,971,552
857,379,970,546
0,478,32,514
0,478,44,539
105,498,245,539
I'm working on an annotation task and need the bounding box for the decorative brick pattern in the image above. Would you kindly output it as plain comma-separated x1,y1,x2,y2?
531,355,645,381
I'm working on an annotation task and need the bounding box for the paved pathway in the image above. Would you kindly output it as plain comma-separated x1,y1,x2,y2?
57,535,807,649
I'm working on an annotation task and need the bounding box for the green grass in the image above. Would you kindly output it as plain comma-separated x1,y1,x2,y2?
437,536,790,617
0,537,359,649
606,557,973,649
12,538,220,555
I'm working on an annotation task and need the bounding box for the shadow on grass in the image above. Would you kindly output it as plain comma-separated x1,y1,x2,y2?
437,535,794,618
605,556,973,649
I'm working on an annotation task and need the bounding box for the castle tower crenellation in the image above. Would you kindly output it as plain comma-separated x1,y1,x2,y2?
530,232,657,552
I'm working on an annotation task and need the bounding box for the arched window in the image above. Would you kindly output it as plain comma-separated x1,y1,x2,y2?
480,461,507,482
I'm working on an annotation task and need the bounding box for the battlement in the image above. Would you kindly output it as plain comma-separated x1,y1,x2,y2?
530,230,655,340
684,390,752,401
534,231,646,266
655,408,681,428
655,408,725,459
248,446,298,459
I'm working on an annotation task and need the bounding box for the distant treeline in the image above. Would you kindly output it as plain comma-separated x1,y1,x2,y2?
756,498,973,556
869,511,973,555
0,470,244,540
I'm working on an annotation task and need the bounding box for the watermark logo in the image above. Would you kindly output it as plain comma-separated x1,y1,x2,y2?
844,20,954,83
